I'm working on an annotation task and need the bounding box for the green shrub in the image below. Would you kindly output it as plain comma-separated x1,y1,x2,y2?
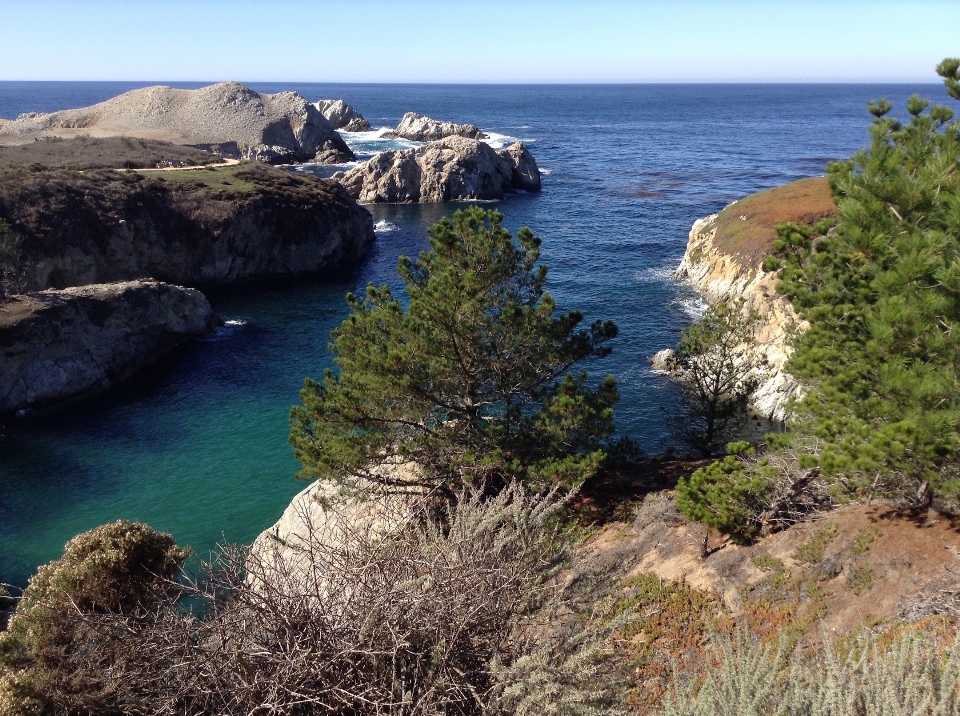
676,442,773,543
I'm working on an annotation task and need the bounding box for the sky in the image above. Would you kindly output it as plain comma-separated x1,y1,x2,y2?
2,0,958,83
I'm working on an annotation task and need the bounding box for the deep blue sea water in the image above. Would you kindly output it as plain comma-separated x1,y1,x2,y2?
0,81,945,588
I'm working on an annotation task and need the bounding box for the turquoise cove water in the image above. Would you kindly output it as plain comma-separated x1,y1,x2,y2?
0,81,944,587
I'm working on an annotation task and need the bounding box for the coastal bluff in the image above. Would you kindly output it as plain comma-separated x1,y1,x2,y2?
0,82,355,164
1,162,376,291
670,177,838,421
335,137,541,204
0,280,215,414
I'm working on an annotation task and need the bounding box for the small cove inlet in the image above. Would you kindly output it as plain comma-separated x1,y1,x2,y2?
0,81,937,588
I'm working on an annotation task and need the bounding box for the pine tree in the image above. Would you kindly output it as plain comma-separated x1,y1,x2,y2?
766,58,960,504
668,299,764,457
290,207,620,497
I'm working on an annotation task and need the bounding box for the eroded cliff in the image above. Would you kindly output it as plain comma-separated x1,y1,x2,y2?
672,177,837,421
0,279,215,414
0,162,376,291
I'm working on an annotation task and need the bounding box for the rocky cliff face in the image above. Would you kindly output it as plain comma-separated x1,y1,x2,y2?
0,163,377,291
334,138,541,204
0,82,356,164
315,99,371,132
381,112,486,141
670,177,838,422
0,280,215,414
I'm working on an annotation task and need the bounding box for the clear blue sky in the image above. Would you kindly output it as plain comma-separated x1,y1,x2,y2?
2,0,957,83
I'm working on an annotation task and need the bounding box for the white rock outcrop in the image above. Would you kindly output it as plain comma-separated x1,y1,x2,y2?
314,99,371,132
382,112,486,141
250,461,426,579
0,280,215,413
0,82,356,164
672,213,806,422
334,137,541,204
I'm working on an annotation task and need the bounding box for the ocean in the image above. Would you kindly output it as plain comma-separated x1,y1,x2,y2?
0,81,943,588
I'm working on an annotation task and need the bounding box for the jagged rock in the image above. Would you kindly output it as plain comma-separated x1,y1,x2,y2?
650,349,675,372
0,82,356,164
497,140,542,192
334,137,540,204
671,177,838,421
315,99,371,132
381,112,487,141
0,280,215,414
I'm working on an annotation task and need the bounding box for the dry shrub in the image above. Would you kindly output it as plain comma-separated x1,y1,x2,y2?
8,484,615,715
0,521,189,716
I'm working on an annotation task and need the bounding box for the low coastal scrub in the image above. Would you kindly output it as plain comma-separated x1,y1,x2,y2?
0,136,223,171
663,629,960,716
0,487,626,716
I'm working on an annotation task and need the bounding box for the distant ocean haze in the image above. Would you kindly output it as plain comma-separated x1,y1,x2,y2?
0,81,942,588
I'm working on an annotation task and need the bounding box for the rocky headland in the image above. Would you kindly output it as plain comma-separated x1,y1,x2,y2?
667,177,838,421
381,112,486,141
0,279,215,414
334,137,541,204
0,82,355,164
315,99,371,132
1,161,376,291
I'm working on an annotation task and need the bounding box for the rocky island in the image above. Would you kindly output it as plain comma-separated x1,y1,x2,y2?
335,137,541,203
314,99,371,132
0,82,356,164
381,112,486,141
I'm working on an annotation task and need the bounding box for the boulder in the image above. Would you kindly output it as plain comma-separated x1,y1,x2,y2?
315,99,372,132
0,82,356,165
0,280,215,414
249,461,427,586
334,137,541,204
381,112,487,141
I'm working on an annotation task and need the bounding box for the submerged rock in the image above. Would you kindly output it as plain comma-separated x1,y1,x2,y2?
315,99,372,132
334,137,541,204
0,82,356,165
381,112,487,141
0,280,215,414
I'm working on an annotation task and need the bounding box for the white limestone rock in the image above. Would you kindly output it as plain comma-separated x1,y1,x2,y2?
671,213,805,422
334,137,541,204
382,112,487,141
314,99,371,132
